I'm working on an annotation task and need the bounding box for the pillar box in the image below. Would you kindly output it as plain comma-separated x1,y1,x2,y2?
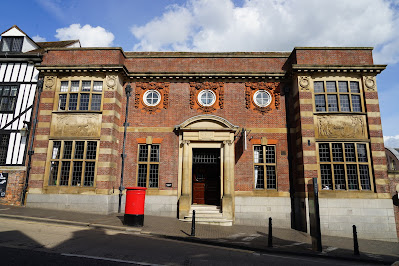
124,187,147,226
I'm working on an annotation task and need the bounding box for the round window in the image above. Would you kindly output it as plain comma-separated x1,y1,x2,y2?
198,90,216,106
253,90,272,107
143,90,161,106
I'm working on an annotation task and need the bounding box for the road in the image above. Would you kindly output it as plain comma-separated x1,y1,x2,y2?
0,218,379,265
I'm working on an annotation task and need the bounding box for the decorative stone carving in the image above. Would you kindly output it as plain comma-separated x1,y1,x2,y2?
363,76,376,91
189,82,224,114
199,131,214,140
245,82,280,115
134,82,170,114
316,115,367,139
51,113,101,138
299,76,310,91
106,75,117,90
44,76,56,90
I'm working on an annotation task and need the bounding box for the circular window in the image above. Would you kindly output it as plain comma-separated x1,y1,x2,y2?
198,90,216,106
143,90,161,106
253,90,272,107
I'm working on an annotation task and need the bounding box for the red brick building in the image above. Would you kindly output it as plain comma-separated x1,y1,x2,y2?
22,47,398,241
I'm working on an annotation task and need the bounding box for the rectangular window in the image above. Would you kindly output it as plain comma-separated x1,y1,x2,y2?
318,142,372,191
253,145,277,189
137,144,160,188
57,80,103,111
314,80,363,113
0,134,10,164
0,85,19,112
48,140,98,187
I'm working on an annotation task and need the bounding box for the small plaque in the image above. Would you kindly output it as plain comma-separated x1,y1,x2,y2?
165,183,172,187
0,173,8,197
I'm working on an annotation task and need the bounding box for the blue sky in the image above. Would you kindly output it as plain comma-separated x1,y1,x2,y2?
2,0,399,146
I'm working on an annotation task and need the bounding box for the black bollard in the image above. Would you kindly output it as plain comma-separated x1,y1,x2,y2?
353,225,359,255
268,217,273,248
191,210,196,237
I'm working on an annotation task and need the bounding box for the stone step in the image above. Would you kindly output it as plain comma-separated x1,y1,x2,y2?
185,212,224,218
179,217,233,226
190,205,221,211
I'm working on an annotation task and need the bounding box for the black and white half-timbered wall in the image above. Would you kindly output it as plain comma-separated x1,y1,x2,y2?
0,25,80,204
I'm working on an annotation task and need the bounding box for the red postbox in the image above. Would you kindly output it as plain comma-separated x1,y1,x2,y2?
124,187,147,226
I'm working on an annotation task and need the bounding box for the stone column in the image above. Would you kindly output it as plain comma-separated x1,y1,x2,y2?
222,140,233,219
179,140,191,219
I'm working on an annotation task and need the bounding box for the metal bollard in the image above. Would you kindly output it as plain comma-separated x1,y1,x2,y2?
353,225,359,255
191,210,196,237
268,217,273,248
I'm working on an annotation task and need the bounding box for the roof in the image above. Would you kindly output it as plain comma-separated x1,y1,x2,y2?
386,147,399,161
27,40,80,54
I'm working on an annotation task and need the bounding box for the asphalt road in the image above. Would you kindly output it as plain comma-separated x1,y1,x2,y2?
0,218,380,265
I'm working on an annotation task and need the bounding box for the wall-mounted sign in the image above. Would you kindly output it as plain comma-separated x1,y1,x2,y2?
165,183,172,188
0,173,8,197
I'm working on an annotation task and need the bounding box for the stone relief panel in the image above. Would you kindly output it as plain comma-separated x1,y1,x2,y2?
44,76,56,91
50,113,102,138
315,115,367,139
106,75,118,91
298,76,311,91
363,76,376,92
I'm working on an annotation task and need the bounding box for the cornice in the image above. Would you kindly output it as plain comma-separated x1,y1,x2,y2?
292,64,386,74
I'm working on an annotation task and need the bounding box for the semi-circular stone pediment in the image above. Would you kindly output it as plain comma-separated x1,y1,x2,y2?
175,115,239,131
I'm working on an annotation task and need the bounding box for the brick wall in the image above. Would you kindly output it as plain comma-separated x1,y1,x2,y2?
0,169,25,205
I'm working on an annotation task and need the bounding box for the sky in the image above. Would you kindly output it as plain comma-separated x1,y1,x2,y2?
1,0,399,146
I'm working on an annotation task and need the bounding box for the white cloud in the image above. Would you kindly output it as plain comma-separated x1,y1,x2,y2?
32,35,46,42
55,24,114,47
384,135,399,148
130,0,399,64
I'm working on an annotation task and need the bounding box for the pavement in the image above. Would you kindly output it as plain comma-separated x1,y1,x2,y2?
0,204,398,265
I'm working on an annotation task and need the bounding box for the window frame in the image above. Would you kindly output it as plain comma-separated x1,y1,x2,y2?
0,84,19,113
198,89,216,107
313,80,364,113
47,140,99,188
253,90,272,108
143,89,161,106
253,145,277,190
317,142,374,191
56,79,104,112
136,144,160,188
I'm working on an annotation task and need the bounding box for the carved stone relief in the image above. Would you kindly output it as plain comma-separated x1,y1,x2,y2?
44,76,56,90
298,76,311,91
363,76,376,91
189,82,224,114
316,115,367,139
134,82,170,114
245,82,280,115
51,113,102,138
106,75,117,90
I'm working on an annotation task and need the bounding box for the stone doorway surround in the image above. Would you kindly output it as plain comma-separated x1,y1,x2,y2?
175,115,239,220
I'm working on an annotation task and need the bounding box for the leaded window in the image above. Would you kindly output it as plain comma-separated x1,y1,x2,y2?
137,144,160,188
318,142,372,191
254,145,277,189
1,37,23,52
58,80,103,111
0,85,18,112
48,140,98,187
314,80,363,112
0,134,10,165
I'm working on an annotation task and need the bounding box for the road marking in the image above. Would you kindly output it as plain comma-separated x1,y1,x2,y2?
275,242,306,248
62,253,163,265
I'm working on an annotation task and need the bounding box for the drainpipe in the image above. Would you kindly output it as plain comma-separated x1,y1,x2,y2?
118,84,132,213
21,79,43,205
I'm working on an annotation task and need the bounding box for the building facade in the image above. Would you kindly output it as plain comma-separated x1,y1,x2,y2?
0,26,79,205
23,46,398,241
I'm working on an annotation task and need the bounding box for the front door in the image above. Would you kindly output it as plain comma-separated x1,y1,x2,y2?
192,148,220,205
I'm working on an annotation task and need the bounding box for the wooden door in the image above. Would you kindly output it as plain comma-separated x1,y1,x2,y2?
192,163,220,205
